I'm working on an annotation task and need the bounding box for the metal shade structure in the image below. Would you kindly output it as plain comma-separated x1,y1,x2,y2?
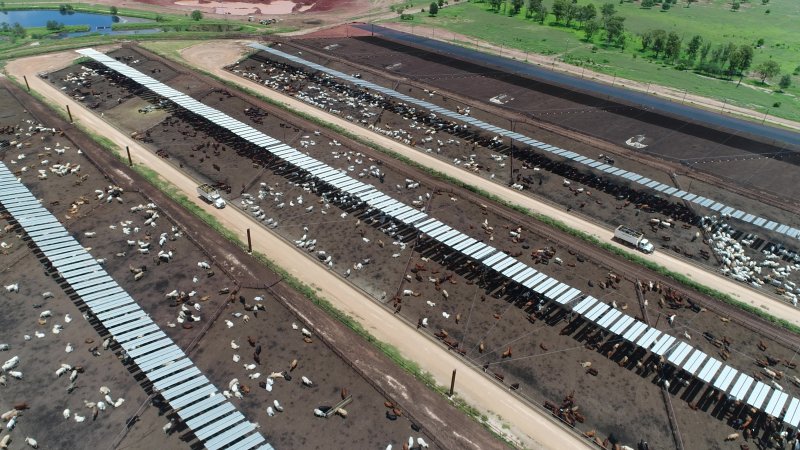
0,163,271,450
247,43,799,241
76,47,799,429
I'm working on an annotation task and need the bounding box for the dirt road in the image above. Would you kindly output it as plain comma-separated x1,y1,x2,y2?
5,50,596,450
378,23,800,133
169,40,800,330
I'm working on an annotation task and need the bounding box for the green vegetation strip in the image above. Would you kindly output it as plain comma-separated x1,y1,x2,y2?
169,60,800,337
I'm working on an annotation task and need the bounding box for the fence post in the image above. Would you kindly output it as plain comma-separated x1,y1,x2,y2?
247,228,252,253
66,104,73,123
126,146,132,166
23,75,30,91
449,369,456,396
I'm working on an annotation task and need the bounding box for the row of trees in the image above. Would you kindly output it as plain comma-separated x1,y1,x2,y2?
493,0,627,47
461,0,793,91
640,30,791,88
0,21,25,37
45,20,64,31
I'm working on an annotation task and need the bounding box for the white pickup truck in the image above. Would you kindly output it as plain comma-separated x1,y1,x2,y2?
197,184,226,209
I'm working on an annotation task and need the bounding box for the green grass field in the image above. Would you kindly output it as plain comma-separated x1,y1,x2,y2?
385,0,800,122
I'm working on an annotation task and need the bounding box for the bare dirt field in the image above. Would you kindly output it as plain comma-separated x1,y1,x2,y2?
39,44,800,449
0,80,491,449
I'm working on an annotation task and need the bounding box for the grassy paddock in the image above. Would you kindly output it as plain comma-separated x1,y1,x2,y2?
384,0,800,122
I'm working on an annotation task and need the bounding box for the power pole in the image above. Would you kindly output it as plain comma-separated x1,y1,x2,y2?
508,120,515,185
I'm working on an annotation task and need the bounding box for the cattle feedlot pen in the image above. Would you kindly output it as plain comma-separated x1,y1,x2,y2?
75,47,800,432
247,43,800,243
0,162,272,450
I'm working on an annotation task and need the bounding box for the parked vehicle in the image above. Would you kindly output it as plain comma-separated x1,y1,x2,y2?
614,225,654,254
197,183,226,209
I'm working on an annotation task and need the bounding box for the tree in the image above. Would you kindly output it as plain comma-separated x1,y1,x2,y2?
11,22,25,38
564,2,579,26
525,0,542,18
429,1,439,15
578,3,596,25
641,0,655,7
650,29,667,58
600,2,615,27
699,42,711,64
661,2,671,10
534,4,547,23
686,35,702,63
755,60,781,83
605,15,625,45
510,0,523,14
45,20,63,30
664,31,681,61
489,0,502,11
734,45,753,82
110,5,118,15
778,74,792,91
720,42,737,65
640,30,653,51
727,48,744,77
190,9,203,20
731,1,740,10
552,0,569,23
616,33,627,50
584,20,600,41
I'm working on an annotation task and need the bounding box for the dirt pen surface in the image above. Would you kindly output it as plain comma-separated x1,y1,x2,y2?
40,44,800,449
0,81,460,449
289,36,800,203
226,38,800,306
